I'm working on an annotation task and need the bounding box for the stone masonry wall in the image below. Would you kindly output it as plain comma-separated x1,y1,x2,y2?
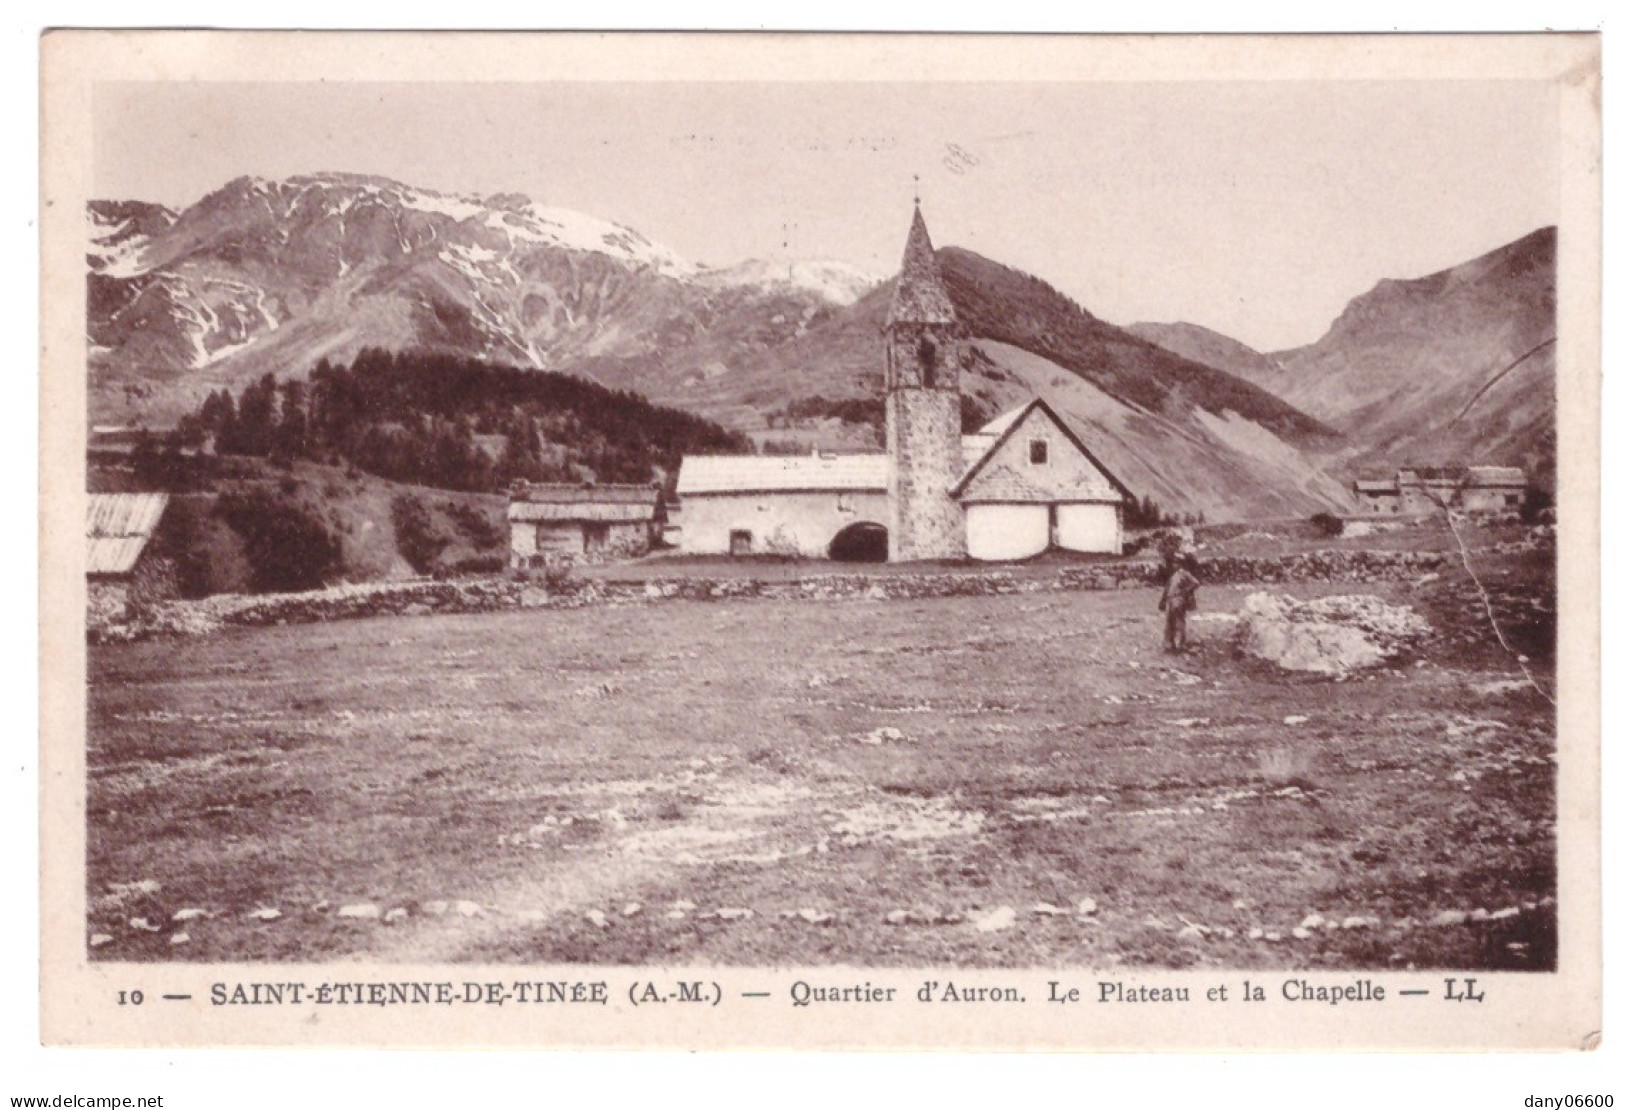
90,547,1454,643
887,388,966,561
680,491,889,558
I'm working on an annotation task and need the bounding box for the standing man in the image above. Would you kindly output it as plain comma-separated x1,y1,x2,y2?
1159,553,1201,653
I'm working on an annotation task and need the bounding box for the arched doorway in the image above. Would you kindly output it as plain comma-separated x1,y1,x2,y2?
829,521,888,562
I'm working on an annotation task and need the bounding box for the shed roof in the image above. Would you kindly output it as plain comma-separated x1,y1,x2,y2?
1466,466,1526,486
508,501,658,524
510,483,662,505
677,453,889,495
1398,466,1467,482
86,492,169,576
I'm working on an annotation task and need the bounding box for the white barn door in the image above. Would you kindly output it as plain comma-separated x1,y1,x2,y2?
1056,503,1120,554
966,504,1049,560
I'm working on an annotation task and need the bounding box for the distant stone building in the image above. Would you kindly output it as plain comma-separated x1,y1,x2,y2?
1353,466,1527,516
507,483,665,567
87,492,176,622
1352,477,1403,515
674,204,1130,563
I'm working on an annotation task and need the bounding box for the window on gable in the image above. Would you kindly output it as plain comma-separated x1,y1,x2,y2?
1029,439,1049,466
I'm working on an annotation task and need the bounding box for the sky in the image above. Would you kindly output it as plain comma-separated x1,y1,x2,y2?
94,79,1558,351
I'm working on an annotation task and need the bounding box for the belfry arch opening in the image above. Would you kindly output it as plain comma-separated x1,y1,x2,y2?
829,521,889,563
919,336,938,387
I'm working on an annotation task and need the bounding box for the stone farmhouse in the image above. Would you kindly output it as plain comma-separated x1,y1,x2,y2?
674,205,1131,563
1353,466,1527,517
507,482,666,567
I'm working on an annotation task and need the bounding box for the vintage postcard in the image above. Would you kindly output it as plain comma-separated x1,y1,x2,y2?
39,30,1600,1049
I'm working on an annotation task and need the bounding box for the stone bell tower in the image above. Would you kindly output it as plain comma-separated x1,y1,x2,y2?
884,203,966,561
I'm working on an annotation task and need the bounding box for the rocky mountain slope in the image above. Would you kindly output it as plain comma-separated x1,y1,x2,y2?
108,172,1576,520
564,247,1353,520
1127,228,1557,486
1274,227,1556,484
88,172,877,427
89,173,1356,520
1125,320,1286,391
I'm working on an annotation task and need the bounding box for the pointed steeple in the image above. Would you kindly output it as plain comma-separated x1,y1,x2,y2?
886,204,959,329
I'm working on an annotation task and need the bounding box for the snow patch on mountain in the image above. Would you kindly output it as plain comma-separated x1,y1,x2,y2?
88,172,882,425
273,173,694,275
87,210,153,278
400,188,489,223
696,258,879,306
487,203,695,276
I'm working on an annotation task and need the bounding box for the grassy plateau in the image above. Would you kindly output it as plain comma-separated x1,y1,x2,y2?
87,541,1556,969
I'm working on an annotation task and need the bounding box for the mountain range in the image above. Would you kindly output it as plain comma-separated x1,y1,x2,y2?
1130,226,1557,487
87,172,1557,520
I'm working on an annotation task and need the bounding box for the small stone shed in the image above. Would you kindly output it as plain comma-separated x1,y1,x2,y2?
87,492,175,621
507,483,666,567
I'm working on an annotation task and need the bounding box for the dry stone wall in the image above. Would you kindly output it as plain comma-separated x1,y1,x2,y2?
89,547,1453,643
1059,548,1450,590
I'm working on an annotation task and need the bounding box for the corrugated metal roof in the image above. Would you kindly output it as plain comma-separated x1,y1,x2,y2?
86,492,169,577
87,492,168,538
508,502,657,524
510,483,661,505
677,454,889,495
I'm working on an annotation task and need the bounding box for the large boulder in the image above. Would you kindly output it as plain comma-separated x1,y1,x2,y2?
1236,592,1430,675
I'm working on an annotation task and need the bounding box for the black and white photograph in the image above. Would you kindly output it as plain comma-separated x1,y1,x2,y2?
39,29,1601,1051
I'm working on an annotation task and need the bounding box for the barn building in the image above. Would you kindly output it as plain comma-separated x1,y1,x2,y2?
674,454,889,558
1352,466,1527,516
86,491,176,621
674,204,1130,563
507,483,666,567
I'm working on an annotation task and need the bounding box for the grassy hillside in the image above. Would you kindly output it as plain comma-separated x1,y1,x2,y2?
93,457,508,596
937,248,1339,446
1272,227,1556,484
1126,320,1286,390
968,340,1356,521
